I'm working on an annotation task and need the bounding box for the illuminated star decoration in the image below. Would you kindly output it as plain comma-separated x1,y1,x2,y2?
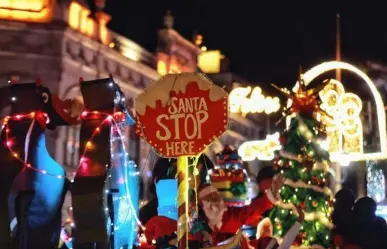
271,68,331,124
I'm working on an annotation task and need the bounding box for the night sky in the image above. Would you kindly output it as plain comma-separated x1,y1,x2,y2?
105,1,387,86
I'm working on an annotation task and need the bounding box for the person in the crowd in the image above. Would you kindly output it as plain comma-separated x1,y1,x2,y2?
144,215,177,249
139,155,214,225
351,197,387,249
244,166,275,228
139,158,177,225
331,189,355,248
192,174,284,249
249,205,304,249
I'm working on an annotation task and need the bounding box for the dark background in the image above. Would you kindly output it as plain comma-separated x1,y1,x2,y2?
105,1,387,86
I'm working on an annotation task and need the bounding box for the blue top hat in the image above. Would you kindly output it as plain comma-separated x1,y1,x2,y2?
156,179,178,221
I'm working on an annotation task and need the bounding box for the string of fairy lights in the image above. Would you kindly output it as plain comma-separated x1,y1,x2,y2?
1,109,146,240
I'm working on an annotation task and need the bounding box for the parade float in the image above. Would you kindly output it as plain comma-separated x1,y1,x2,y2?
209,145,250,207
0,76,140,249
1,59,386,249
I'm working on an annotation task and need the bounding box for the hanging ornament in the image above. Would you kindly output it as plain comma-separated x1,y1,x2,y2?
318,131,327,140
312,200,318,208
303,157,315,171
285,161,291,169
280,133,287,145
275,222,282,230
293,234,303,246
300,201,306,209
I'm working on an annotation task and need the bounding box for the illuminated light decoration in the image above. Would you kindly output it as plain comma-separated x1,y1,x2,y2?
0,0,55,23
156,53,187,76
319,79,363,157
238,132,281,161
57,111,144,245
367,161,386,203
293,61,387,162
198,50,222,74
112,34,145,62
122,48,140,62
229,86,281,116
157,60,168,75
277,201,333,228
68,1,111,45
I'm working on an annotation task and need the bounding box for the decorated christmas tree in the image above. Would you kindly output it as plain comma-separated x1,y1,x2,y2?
269,73,334,249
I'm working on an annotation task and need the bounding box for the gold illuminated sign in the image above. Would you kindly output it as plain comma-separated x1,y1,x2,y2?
238,133,281,161
0,0,54,23
319,79,363,155
293,61,387,162
229,86,281,116
198,50,221,74
68,1,110,45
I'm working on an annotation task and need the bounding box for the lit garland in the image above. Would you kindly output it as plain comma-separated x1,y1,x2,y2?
1,109,145,247
1,112,68,177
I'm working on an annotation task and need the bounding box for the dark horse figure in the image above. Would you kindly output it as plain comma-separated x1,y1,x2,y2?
72,76,136,249
0,81,79,249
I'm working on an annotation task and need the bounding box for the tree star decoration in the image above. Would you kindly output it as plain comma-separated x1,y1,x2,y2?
271,70,331,124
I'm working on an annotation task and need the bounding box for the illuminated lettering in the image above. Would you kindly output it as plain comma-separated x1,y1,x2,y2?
238,133,281,161
229,86,281,116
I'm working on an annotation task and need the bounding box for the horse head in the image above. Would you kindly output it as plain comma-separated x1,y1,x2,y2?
5,80,81,249
35,79,83,129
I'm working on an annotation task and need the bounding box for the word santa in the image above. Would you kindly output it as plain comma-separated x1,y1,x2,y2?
156,96,209,156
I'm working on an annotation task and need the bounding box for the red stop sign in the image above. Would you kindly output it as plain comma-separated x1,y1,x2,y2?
135,73,228,158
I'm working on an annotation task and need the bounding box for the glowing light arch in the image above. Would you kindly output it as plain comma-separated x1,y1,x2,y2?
297,61,387,162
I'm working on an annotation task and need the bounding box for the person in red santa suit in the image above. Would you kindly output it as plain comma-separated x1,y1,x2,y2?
193,175,284,249
144,216,178,249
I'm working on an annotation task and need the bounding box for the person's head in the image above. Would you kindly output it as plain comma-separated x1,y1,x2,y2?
334,189,355,211
198,184,227,226
353,196,377,223
256,167,274,192
256,218,273,239
150,158,177,196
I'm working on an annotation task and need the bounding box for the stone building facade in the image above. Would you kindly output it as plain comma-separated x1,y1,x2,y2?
0,0,260,199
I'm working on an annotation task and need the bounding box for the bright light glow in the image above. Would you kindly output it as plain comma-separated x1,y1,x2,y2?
0,0,54,23
338,155,351,167
198,50,221,73
319,79,363,156
157,60,167,75
294,61,387,162
238,133,281,161
68,1,110,45
229,86,281,116
122,48,140,62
